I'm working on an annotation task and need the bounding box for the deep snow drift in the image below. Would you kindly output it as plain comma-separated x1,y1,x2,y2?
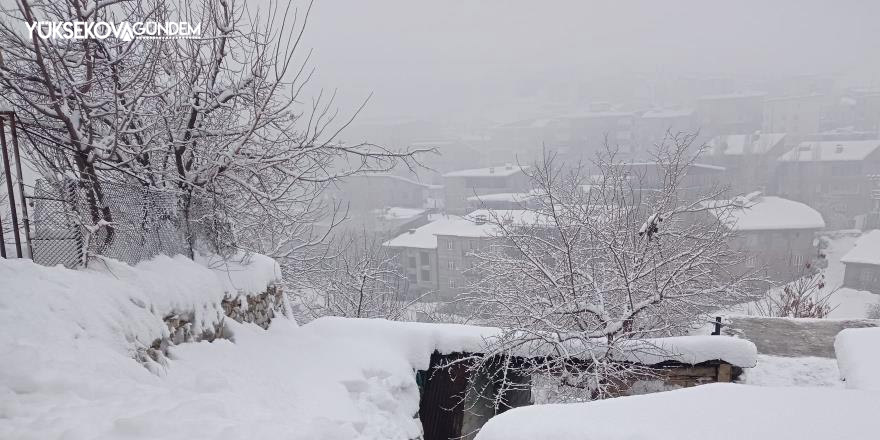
0,257,426,440
835,327,880,391
475,383,880,440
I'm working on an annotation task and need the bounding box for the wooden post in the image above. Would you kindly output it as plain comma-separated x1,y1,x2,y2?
711,316,722,335
717,363,732,382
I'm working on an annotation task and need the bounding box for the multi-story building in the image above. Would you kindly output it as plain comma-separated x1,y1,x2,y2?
706,192,825,282
332,173,438,211
762,94,825,144
563,110,636,157
695,92,765,137
442,165,531,214
775,140,880,228
637,108,697,155
841,230,880,293
383,210,536,300
617,161,727,199
704,132,788,193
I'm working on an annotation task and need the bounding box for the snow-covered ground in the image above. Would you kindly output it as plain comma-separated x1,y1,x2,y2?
724,230,880,319
2,235,878,439
821,232,880,319
0,257,427,440
475,383,880,440
835,327,880,391
743,355,842,387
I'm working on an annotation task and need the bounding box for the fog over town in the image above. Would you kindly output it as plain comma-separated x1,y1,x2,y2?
1,1,879,439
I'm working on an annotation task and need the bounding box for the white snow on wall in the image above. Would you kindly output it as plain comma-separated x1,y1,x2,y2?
194,251,282,296
475,383,880,440
834,327,880,391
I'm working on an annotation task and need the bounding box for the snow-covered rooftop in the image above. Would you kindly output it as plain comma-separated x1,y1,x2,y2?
641,108,694,118
697,91,767,100
442,164,529,178
372,207,426,221
467,190,539,203
778,140,880,162
562,110,634,119
475,383,879,440
382,209,541,249
306,318,757,368
840,230,880,266
623,162,726,172
705,192,825,231
354,172,436,188
707,132,786,156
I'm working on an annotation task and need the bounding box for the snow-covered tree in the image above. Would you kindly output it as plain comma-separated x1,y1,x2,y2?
461,134,762,401
0,0,426,262
293,231,428,321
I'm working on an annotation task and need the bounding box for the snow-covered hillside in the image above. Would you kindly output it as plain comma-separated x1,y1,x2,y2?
0,257,426,439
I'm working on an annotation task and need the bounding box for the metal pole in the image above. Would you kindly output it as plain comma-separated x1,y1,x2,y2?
0,203,5,258
0,117,22,257
5,112,33,259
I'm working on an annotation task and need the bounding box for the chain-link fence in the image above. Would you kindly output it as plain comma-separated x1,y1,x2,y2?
30,178,191,268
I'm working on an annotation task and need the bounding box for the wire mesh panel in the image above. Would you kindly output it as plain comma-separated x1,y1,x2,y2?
29,178,191,268
30,180,82,267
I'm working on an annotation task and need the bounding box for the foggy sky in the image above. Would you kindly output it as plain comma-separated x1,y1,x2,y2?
298,0,880,125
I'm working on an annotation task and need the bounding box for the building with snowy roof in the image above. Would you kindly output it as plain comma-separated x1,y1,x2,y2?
442,164,531,214
695,91,766,136
705,192,825,281
637,107,697,154
704,132,788,193
774,139,880,227
841,230,880,293
383,210,541,299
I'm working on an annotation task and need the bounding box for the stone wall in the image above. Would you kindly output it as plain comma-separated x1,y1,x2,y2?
138,284,286,366
221,284,286,329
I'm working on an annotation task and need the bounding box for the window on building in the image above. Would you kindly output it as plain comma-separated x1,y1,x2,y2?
420,269,431,282
446,240,454,250
792,254,805,268
470,240,478,250
420,251,430,266
745,255,757,268
448,279,456,289
408,256,416,268
448,260,455,270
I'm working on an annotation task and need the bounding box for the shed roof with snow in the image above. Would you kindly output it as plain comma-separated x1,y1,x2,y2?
705,192,825,231
840,230,880,266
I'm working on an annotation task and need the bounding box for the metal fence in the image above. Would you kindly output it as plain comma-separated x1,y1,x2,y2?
30,178,191,268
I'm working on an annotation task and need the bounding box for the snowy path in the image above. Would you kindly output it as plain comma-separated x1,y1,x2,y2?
723,316,877,357
743,355,843,387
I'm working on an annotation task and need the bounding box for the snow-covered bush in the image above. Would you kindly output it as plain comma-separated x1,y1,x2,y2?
754,266,838,318
294,232,427,321
866,302,880,319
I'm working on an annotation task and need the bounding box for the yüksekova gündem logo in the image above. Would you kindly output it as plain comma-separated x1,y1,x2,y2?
27,21,201,41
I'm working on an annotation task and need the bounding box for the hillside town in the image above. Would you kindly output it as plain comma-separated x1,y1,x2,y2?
2,1,880,439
